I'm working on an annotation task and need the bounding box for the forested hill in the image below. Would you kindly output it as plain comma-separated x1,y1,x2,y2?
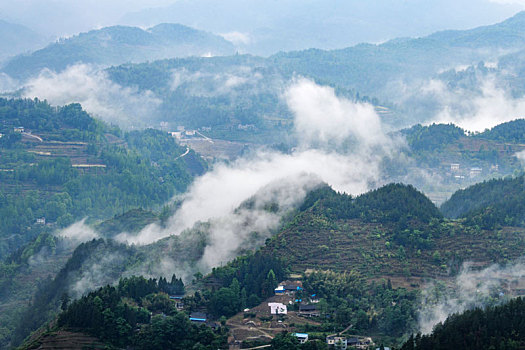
0,98,205,259
269,11,525,97
302,183,442,224
265,182,525,278
2,23,235,79
440,174,525,228
401,297,525,350
474,118,525,143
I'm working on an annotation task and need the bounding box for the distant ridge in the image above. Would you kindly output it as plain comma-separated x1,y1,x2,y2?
2,23,236,79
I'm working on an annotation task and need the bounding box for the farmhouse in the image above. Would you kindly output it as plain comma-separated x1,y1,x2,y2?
189,312,207,323
298,304,320,317
294,333,309,344
326,336,348,349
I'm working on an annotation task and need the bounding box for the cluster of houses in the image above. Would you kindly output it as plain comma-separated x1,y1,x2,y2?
449,162,497,180
169,129,197,140
287,334,375,349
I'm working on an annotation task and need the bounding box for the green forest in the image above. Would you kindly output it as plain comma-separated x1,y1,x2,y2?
401,297,525,350
0,98,205,259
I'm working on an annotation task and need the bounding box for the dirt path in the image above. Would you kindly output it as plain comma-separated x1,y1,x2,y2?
22,132,43,142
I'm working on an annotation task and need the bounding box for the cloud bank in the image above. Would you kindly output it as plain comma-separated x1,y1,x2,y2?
22,64,161,128
418,261,525,334
432,77,525,132
116,78,402,273
53,219,99,245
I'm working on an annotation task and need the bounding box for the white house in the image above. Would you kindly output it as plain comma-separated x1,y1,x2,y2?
326,336,348,349
294,333,309,344
268,302,287,315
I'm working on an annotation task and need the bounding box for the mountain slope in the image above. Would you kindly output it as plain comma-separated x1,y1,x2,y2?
2,23,235,79
402,297,525,350
269,11,525,99
0,20,47,64
440,174,525,228
264,184,525,278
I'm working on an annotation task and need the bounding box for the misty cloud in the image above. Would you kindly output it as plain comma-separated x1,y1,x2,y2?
170,66,271,97
0,73,19,93
220,31,252,46
433,77,525,132
22,64,161,128
116,78,401,274
287,78,395,152
70,252,126,298
54,219,99,245
392,71,525,132
418,261,525,334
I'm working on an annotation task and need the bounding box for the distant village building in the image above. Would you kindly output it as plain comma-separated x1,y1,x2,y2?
36,217,46,225
189,312,207,323
310,294,320,303
13,126,24,133
298,304,320,317
0,133,3,138
169,131,183,140
274,284,303,295
450,163,460,171
201,126,212,132
294,333,309,344
159,121,169,131
268,302,287,315
326,336,348,349
237,124,256,131
185,130,196,136
274,285,285,294
491,164,499,172
169,295,184,310
469,167,482,178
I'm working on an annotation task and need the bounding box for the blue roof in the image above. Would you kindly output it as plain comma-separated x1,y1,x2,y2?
294,333,308,337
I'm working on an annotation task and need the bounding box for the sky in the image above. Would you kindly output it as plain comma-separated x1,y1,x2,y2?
1,0,524,54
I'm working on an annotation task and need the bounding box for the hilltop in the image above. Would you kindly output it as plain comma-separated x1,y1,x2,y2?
2,23,235,79
441,174,525,228
264,184,525,280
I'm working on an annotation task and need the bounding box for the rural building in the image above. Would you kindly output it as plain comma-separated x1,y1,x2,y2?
189,312,207,323
13,126,24,133
268,302,287,315
326,336,347,349
169,295,184,310
298,304,320,317
36,217,46,225
294,333,309,344
450,163,460,171
274,285,285,294
169,131,183,140
469,167,482,177
237,124,256,131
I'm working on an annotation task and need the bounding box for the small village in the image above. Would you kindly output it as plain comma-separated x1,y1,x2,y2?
168,279,381,350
